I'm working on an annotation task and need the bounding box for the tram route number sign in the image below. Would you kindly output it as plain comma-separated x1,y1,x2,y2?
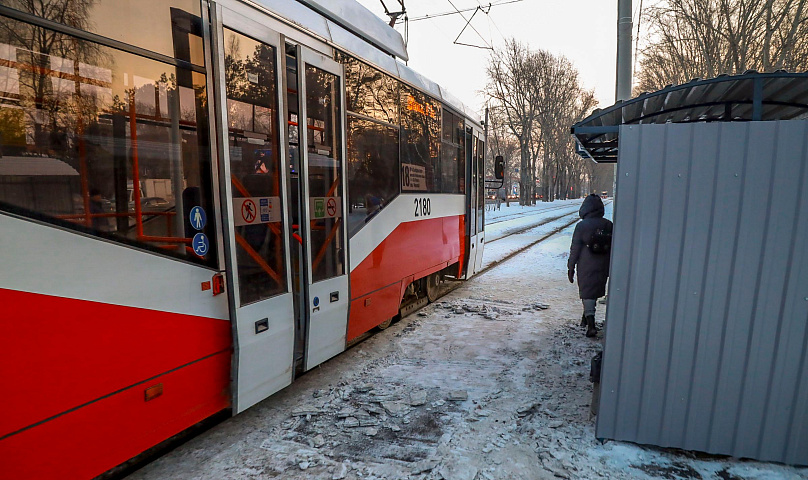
310,196,342,220
402,163,426,191
232,197,281,226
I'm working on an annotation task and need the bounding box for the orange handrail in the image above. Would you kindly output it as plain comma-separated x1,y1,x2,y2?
234,232,283,286
312,217,341,272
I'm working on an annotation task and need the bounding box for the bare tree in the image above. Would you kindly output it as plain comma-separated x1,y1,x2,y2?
485,40,541,205
486,41,598,205
637,0,808,93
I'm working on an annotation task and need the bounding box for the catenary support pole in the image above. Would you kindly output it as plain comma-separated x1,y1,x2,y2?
613,0,632,201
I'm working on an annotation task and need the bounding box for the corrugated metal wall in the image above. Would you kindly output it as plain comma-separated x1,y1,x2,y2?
598,121,808,465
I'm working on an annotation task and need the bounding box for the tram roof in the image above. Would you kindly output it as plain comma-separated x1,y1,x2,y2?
249,0,482,125
571,71,808,163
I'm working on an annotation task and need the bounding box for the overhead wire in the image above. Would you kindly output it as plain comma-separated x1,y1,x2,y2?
476,0,508,44
633,0,644,82
445,0,493,49
406,0,524,22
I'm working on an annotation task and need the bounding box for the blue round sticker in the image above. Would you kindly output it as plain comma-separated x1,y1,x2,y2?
192,233,209,257
189,206,207,231
313,296,320,307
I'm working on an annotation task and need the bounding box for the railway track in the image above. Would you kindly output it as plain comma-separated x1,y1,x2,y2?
484,202,578,226
486,206,580,243
401,209,582,319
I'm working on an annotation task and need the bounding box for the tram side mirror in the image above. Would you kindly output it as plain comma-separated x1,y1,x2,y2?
494,156,505,180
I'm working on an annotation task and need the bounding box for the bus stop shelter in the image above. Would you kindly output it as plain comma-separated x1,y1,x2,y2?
572,71,808,465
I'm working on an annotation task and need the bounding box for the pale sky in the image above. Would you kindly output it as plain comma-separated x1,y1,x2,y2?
355,0,624,116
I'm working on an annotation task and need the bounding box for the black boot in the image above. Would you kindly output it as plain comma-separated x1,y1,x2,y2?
580,314,587,328
585,315,597,338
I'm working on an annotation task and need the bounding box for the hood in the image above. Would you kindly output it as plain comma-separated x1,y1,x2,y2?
579,194,605,219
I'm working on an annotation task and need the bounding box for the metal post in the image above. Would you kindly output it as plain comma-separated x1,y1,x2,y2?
613,0,632,201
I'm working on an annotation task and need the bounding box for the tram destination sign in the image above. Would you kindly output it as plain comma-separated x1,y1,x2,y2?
402,163,426,191
232,197,282,226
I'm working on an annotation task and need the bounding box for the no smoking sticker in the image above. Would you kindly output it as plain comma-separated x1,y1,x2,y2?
310,197,341,219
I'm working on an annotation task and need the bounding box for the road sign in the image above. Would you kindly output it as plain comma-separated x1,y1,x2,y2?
189,206,206,230
192,233,209,257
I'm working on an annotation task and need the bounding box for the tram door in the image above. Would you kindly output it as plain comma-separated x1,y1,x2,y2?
473,132,486,273
289,46,350,371
464,126,477,277
213,8,295,413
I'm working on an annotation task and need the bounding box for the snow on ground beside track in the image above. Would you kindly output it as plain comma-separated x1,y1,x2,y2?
484,200,582,225
127,203,808,480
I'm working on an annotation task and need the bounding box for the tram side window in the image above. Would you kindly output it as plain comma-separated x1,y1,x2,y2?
305,65,345,282
3,0,206,66
339,54,401,237
340,54,398,125
223,28,287,305
0,17,217,267
440,109,465,194
400,85,440,193
477,138,485,229
346,116,399,237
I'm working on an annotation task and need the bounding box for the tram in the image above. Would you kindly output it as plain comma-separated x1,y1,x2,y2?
0,1,491,478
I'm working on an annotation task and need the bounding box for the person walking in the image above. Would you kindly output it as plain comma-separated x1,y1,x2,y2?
568,194,612,338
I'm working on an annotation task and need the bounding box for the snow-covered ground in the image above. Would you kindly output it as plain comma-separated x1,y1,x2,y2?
127,200,808,480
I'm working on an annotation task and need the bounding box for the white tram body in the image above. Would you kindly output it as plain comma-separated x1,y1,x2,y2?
0,1,487,477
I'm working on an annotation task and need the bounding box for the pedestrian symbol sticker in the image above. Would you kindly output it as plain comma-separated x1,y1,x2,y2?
241,199,257,224
314,198,325,218
190,206,206,231
326,198,337,217
192,233,209,257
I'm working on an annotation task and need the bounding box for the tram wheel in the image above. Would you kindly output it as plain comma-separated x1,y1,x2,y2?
426,272,441,302
377,318,393,330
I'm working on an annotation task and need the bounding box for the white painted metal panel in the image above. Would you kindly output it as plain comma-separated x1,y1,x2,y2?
0,213,229,319
326,20,400,79
396,62,442,99
304,274,349,369
296,0,408,60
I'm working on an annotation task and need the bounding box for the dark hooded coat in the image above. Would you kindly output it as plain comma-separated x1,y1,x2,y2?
568,194,612,299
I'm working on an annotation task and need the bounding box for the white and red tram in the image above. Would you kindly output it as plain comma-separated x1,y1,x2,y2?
0,1,488,478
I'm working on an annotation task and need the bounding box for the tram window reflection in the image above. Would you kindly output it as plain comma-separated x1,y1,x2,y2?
346,115,399,237
440,109,465,194
2,0,205,66
305,65,345,282
340,55,398,125
223,28,287,305
0,17,217,267
477,138,485,229
400,85,440,193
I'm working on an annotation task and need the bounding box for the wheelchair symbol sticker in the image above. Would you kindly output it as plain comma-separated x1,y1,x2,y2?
192,233,209,257
190,206,206,230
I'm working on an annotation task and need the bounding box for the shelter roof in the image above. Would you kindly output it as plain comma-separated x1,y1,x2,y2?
572,72,808,163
